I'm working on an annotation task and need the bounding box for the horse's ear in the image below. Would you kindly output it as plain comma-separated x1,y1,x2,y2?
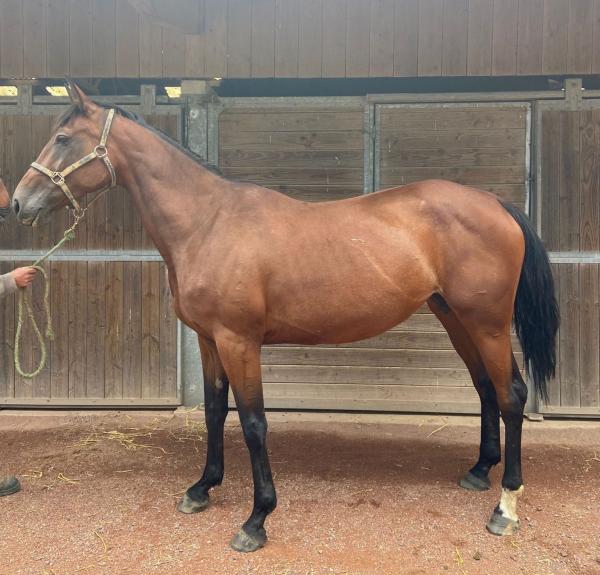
65,78,93,114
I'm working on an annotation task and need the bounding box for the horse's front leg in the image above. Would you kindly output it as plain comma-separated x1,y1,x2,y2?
178,336,229,513
216,333,276,552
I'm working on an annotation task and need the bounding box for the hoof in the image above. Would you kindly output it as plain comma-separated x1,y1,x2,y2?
486,508,520,536
459,471,491,492
177,492,209,514
230,528,266,553
0,476,21,497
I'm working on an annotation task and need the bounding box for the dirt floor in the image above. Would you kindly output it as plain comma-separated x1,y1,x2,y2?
0,410,599,575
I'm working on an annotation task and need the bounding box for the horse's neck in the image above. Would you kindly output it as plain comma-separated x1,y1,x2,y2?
115,130,223,270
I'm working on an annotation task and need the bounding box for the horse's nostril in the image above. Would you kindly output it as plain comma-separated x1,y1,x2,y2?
13,199,20,215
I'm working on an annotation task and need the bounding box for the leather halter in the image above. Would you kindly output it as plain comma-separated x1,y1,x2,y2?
30,108,117,215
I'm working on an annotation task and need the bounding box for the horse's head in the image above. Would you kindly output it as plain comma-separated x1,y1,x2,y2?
0,177,10,224
13,80,117,226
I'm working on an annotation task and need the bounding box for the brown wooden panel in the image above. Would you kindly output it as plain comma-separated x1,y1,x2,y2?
49,261,69,398
122,262,142,398
379,108,526,130
105,261,124,398
141,262,160,399
559,112,581,251
220,110,364,132
393,0,418,77
559,263,580,407
275,0,299,77
262,365,472,386
0,262,15,399
441,0,468,76
92,0,116,77
491,0,518,75
380,148,525,168
540,110,561,250
467,0,492,75
593,0,600,74
580,110,600,251
298,0,323,78
227,0,252,77
517,0,543,75
322,0,346,78
162,26,186,78
579,264,600,408
370,0,394,77
184,33,205,77
159,265,177,398
220,149,363,169
251,0,276,77
567,0,594,74
86,262,106,398
418,0,443,76
0,0,24,78
23,0,47,78
139,14,162,77
382,129,526,151
69,0,92,77
260,383,479,413
220,130,365,151
68,261,87,399
204,0,227,77
345,0,370,77
116,0,140,77
542,0,568,74
46,0,70,77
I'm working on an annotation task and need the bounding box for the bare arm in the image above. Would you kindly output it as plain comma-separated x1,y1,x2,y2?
0,267,37,298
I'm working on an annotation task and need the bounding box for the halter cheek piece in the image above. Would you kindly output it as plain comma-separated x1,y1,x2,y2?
30,108,116,215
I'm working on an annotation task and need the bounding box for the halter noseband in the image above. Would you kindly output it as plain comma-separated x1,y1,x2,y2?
30,108,117,214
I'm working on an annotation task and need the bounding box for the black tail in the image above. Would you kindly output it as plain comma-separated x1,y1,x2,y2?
500,201,559,403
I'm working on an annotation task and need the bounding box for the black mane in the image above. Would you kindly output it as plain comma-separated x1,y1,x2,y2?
56,102,222,176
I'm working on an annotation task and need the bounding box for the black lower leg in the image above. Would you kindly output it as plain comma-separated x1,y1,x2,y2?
187,373,229,503
469,378,501,481
236,407,276,546
501,368,527,491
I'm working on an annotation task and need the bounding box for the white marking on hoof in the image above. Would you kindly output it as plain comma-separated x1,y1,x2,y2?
498,485,524,522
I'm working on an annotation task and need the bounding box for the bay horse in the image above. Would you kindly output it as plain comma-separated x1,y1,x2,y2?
13,82,559,552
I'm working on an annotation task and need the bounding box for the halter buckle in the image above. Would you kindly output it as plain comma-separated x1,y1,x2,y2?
94,144,108,158
51,172,65,185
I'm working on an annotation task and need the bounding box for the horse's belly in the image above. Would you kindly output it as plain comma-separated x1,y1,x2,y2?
262,288,424,345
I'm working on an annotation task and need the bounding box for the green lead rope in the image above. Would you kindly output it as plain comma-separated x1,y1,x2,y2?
14,226,77,379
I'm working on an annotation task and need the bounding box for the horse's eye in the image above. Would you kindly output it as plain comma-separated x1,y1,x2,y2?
55,133,70,145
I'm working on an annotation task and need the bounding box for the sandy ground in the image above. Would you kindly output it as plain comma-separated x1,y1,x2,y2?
0,410,599,575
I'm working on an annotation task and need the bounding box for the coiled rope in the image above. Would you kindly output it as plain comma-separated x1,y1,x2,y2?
13,189,109,379
14,223,79,378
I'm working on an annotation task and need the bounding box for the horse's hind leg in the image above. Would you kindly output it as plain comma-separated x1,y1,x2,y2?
178,336,229,514
464,324,527,536
428,295,501,491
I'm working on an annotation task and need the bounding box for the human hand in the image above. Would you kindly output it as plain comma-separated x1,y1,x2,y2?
10,267,37,288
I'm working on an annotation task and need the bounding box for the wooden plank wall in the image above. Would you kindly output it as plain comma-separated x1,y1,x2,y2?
378,105,529,210
1,0,599,79
216,103,526,412
0,112,178,404
372,104,529,412
218,106,365,201
540,109,600,415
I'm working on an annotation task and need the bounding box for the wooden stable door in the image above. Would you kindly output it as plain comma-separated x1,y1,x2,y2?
217,101,529,413
0,110,179,407
539,106,600,416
